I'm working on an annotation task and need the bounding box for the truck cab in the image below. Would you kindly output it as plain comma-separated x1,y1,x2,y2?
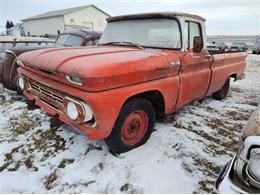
17,12,247,153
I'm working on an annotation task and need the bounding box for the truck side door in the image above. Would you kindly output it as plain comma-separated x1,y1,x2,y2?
177,21,213,108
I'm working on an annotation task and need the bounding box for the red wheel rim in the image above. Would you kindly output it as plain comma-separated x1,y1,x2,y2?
121,110,149,146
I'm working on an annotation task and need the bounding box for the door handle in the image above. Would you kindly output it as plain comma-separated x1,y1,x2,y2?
205,54,212,59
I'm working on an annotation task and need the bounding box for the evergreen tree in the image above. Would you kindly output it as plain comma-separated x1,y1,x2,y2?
5,20,11,29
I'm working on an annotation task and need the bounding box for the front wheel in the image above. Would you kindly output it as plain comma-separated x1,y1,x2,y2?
212,77,230,100
105,98,155,154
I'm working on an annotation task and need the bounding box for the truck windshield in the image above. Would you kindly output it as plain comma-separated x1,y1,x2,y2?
99,18,181,49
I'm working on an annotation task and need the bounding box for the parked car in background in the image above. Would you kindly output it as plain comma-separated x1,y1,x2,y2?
207,42,221,51
0,30,101,93
252,37,260,54
228,42,248,52
0,36,53,86
215,105,260,193
17,12,247,154
207,42,227,52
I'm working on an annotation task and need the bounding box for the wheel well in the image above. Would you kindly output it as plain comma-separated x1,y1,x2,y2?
230,73,237,81
124,90,165,114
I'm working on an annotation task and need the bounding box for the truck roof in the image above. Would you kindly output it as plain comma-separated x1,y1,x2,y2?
107,12,206,22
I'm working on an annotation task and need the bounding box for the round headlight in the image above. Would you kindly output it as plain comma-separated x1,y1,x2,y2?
66,102,79,120
18,77,25,90
247,148,260,188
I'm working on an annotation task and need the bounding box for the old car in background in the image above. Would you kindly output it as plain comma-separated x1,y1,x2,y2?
54,30,101,47
17,12,247,154
0,36,53,85
0,30,101,93
215,105,260,193
228,42,248,52
252,37,260,54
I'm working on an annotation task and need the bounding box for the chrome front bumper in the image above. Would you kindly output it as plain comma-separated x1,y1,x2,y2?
215,155,247,194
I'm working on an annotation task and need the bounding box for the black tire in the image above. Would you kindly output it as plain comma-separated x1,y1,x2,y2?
212,77,230,100
252,51,256,54
105,98,155,154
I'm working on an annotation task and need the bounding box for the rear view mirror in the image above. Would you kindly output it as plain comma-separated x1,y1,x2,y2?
193,36,203,53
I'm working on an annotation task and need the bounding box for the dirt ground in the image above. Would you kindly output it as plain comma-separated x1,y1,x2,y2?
0,54,259,193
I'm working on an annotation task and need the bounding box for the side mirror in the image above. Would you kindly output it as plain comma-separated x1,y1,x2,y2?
193,36,203,53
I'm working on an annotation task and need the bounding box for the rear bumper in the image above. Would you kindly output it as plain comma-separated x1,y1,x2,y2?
215,155,247,194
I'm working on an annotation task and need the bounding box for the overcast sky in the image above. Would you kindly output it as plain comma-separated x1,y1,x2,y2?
0,0,259,35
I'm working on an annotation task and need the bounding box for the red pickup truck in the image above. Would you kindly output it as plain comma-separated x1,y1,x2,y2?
17,12,247,153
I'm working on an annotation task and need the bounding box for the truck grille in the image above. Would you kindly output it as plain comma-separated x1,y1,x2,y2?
28,80,65,111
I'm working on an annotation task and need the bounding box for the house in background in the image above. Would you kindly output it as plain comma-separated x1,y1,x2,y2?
22,4,110,36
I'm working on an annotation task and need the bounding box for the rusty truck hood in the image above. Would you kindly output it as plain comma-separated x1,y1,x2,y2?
18,46,179,90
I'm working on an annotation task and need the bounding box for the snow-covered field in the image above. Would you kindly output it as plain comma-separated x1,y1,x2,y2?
0,54,259,193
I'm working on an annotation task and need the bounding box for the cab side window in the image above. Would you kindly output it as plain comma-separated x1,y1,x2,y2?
185,21,202,49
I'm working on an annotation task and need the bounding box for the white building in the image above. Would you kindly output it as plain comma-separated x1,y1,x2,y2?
22,4,110,36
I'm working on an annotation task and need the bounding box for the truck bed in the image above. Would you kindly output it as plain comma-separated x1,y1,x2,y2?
205,51,247,97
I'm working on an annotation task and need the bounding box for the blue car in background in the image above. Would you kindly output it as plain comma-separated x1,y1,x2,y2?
228,42,248,52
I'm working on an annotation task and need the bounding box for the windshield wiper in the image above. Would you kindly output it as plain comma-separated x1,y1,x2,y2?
97,41,121,46
98,41,144,49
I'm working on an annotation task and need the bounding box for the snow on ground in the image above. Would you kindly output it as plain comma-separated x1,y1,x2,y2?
0,54,259,193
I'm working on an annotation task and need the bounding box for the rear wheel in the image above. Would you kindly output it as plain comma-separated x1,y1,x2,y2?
105,98,155,154
212,77,230,100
